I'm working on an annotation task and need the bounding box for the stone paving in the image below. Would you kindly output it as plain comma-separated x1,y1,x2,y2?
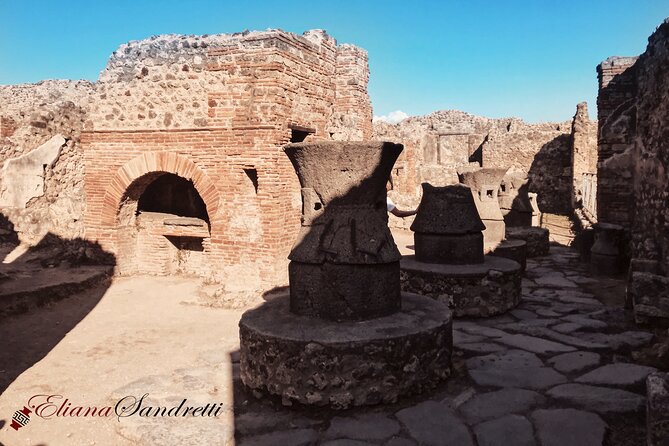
0,244,662,445
234,245,659,446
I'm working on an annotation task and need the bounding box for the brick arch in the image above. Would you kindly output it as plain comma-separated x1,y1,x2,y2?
101,152,220,226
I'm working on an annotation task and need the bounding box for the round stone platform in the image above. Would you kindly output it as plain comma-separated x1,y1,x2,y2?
400,255,522,318
506,226,550,257
490,238,527,271
239,292,453,409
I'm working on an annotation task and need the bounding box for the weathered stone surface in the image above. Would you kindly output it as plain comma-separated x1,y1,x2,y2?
289,261,401,321
240,428,319,446
531,409,607,446
506,226,550,257
467,349,542,368
467,349,566,389
239,293,452,409
325,413,401,441
285,141,403,321
457,342,507,354
322,440,375,446
579,331,654,351
561,314,608,329
547,383,645,413
412,184,484,236
496,324,607,350
629,272,669,325
552,322,583,333
590,223,623,276
458,167,508,250
474,415,536,446
385,437,417,446
414,232,485,265
0,134,66,208
496,334,576,354
490,239,527,271
535,308,561,317
509,309,537,320
470,366,566,390
534,273,578,288
646,372,669,446
459,325,507,338
575,363,657,387
498,173,533,228
411,184,485,265
548,351,601,374
235,411,322,436
453,330,486,344
395,401,474,446
400,255,522,318
458,388,545,423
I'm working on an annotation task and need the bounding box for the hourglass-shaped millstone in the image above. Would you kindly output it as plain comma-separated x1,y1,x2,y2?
498,173,533,227
458,167,509,250
283,141,404,321
411,183,485,264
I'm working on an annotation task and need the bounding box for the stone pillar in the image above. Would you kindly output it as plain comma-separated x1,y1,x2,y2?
590,222,624,275
528,192,542,226
411,183,485,265
239,141,453,409
285,141,402,321
498,173,533,227
458,167,508,251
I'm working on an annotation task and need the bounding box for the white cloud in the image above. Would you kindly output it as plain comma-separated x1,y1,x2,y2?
373,110,409,124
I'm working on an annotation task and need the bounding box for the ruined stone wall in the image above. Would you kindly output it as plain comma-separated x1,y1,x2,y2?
329,45,373,140
0,29,371,290
596,56,639,229
482,121,573,215
571,102,598,220
374,110,589,229
0,80,94,244
630,19,669,275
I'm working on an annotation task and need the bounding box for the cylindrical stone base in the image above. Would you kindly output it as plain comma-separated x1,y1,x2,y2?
400,255,522,318
490,239,527,271
505,226,550,257
239,293,453,409
414,232,484,265
590,253,621,276
503,210,533,228
289,261,401,321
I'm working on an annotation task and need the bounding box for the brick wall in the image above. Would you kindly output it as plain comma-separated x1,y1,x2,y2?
629,19,669,275
81,29,372,289
596,56,638,228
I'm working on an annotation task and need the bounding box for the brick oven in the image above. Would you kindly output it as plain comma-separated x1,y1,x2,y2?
81,29,372,289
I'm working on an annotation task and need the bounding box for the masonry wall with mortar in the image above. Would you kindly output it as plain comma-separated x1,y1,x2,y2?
596,56,639,229
374,109,595,230
0,80,94,245
629,20,669,275
82,29,372,288
571,102,598,219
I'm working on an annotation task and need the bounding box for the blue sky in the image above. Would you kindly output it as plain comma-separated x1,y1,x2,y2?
0,0,666,122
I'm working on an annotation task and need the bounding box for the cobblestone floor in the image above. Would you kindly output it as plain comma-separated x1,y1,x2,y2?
0,244,664,446
234,245,662,446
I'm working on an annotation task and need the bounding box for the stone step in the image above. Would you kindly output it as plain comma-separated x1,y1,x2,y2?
0,266,112,318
